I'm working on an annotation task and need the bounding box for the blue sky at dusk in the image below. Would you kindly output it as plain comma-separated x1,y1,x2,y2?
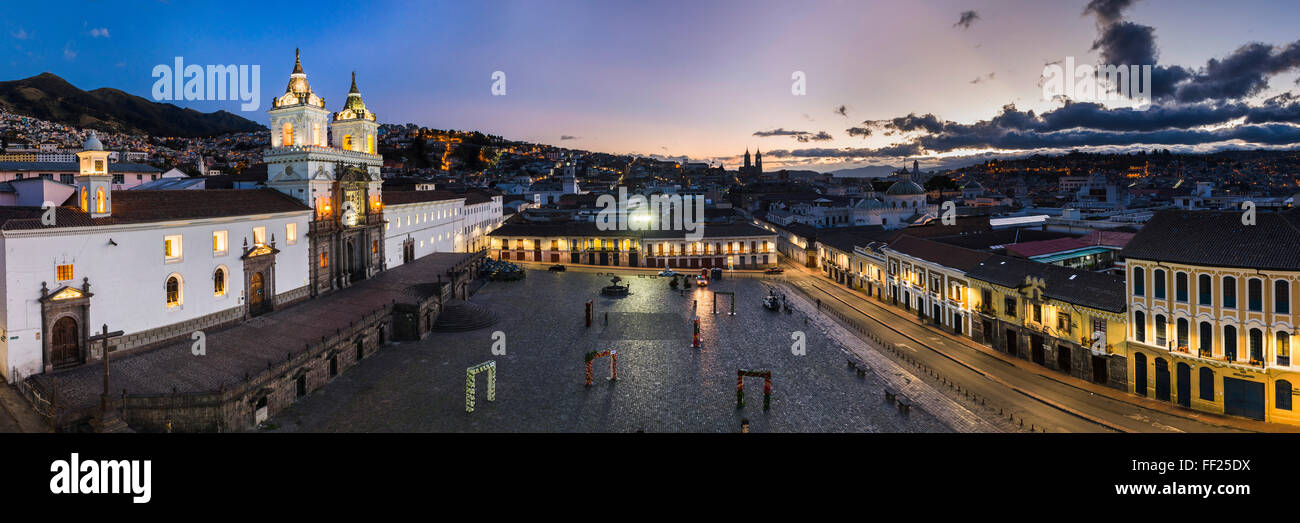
3,0,1300,171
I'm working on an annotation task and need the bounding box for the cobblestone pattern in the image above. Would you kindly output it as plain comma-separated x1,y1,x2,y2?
267,271,954,433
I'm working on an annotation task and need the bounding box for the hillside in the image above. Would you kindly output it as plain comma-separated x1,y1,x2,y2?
0,72,264,137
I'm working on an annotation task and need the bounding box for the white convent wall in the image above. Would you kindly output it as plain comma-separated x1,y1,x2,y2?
383,199,465,268
0,211,311,380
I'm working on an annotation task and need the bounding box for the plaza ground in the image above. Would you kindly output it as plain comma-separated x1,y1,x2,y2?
266,269,961,432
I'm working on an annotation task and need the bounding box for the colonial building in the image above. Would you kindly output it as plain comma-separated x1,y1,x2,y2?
1120,209,1300,423
1,132,314,381
967,254,1129,389
489,220,777,269
264,50,386,296
883,235,990,337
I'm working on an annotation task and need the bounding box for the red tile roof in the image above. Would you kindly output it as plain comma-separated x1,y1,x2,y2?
1,189,310,230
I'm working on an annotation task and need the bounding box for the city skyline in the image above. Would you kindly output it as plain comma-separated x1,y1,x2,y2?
2,0,1299,171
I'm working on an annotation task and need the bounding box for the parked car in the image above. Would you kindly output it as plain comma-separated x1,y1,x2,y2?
659,269,677,277
764,268,785,275
548,264,566,272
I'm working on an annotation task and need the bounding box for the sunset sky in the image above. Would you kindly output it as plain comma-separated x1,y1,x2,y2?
3,0,1299,171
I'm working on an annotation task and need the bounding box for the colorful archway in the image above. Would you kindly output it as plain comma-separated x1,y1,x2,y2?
585,349,618,386
736,369,772,409
465,360,496,413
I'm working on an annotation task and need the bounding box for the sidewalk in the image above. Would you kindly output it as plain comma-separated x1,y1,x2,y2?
789,261,1300,433
0,384,50,433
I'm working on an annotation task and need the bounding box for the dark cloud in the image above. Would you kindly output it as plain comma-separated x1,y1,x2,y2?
559,135,578,140
953,10,979,29
754,128,833,142
970,72,995,84
834,105,848,117
795,131,834,143
1082,0,1300,103
845,126,872,138
1082,0,1138,27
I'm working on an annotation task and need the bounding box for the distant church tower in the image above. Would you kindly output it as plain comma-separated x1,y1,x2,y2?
330,72,379,154
75,131,112,218
755,149,763,173
743,149,752,172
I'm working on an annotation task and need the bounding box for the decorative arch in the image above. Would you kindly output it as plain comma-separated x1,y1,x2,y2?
584,349,618,386
79,188,87,212
94,187,105,213
465,360,496,413
736,369,773,410
282,122,294,146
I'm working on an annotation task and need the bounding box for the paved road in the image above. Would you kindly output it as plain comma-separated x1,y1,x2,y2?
778,262,1249,433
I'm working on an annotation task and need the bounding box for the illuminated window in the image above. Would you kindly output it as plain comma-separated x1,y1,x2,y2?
94,160,104,173
213,267,226,296
164,234,183,261
166,275,182,307
320,251,328,268
94,187,105,213
253,226,266,245
367,134,375,154
282,122,294,146
56,264,74,282
343,135,353,151
212,230,228,256
79,189,87,212
372,240,378,254
286,223,298,245
312,122,321,146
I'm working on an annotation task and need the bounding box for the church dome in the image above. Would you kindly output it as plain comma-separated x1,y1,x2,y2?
885,180,925,195
852,197,886,209
334,72,376,121
274,49,325,109
82,130,103,151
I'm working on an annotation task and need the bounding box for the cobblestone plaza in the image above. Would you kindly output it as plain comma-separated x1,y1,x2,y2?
268,270,954,432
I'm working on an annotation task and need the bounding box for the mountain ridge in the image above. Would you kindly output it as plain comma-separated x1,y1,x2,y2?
0,72,265,138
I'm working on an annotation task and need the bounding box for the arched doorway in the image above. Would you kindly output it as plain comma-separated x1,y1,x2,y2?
50,316,81,368
1134,352,1147,396
1155,357,1171,401
249,271,267,316
1176,362,1191,407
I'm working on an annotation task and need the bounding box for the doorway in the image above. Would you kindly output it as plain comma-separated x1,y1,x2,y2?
1057,345,1071,374
248,272,268,317
1176,362,1191,408
1155,357,1170,401
50,316,81,368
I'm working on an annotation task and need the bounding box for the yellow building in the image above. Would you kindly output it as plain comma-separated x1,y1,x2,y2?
967,254,1129,390
1121,210,1300,424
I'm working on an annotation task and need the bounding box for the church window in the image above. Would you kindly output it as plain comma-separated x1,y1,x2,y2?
95,187,106,213
213,230,228,256
312,123,321,146
368,134,375,154
286,223,298,245
94,160,104,172
282,122,294,146
213,267,226,296
80,189,87,212
320,251,328,268
56,264,74,282
253,226,267,245
165,275,182,308
372,240,379,254
164,235,183,261
343,135,353,151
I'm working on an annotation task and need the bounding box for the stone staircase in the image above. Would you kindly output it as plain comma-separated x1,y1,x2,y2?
432,300,498,332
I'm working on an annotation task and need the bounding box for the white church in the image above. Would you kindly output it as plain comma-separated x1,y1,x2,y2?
0,50,501,382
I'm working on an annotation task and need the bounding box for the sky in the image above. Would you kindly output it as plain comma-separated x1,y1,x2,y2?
3,0,1300,172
